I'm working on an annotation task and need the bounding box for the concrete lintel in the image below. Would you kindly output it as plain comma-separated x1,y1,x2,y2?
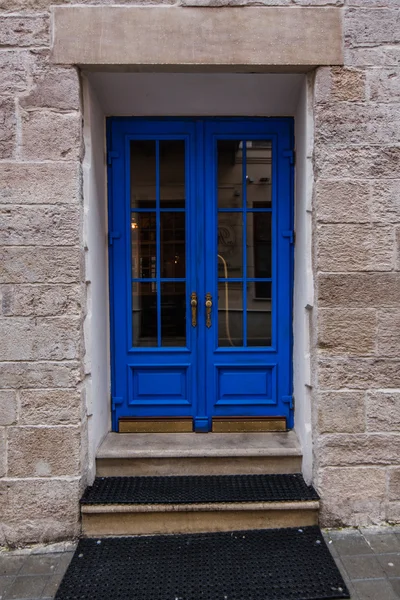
51,6,343,70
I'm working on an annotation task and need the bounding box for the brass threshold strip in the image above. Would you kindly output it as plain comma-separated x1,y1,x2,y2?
119,417,287,433
212,417,286,433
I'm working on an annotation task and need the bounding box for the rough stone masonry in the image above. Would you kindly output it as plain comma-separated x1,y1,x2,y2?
1,0,400,545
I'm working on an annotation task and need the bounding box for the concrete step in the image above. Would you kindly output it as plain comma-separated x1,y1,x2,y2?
96,431,302,476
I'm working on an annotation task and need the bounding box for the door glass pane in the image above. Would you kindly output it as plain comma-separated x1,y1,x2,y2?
247,282,272,347
217,140,243,209
130,140,156,208
131,213,157,279
246,140,272,208
218,213,242,278
132,282,158,347
218,282,243,347
161,282,186,347
160,140,186,208
247,212,272,279
161,212,186,278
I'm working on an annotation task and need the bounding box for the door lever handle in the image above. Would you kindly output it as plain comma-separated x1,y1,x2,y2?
205,293,212,328
190,292,198,327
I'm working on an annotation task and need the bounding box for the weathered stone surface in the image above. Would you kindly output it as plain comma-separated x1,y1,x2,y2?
20,67,80,111
318,434,400,467
315,67,366,104
317,391,365,434
318,308,376,355
0,162,81,205
20,110,82,161
377,310,400,358
0,428,6,477
369,180,400,224
317,224,394,272
346,8,400,48
0,51,30,95
386,502,400,524
348,0,400,5
0,390,17,426
0,205,80,246
0,478,80,545
7,426,81,477
389,469,400,502
1,284,81,317
345,46,400,68
0,16,49,47
368,69,400,103
0,317,80,361
319,467,386,526
314,180,370,224
181,0,290,4
315,145,400,179
0,0,175,8
318,273,400,308
367,391,400,433
0,361,80,389
318,358,400,390
20,389,81,426
0,247,81,284
0,98,16,159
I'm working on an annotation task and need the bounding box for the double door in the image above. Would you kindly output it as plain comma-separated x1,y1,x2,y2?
108,118,294,432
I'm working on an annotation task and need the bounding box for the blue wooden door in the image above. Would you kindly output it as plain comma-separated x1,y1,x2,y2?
108,118,293,432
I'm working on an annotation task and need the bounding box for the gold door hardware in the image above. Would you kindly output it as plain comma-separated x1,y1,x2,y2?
190,292,198,327
119,418,193,433
212,417,287,433
205,293,212,328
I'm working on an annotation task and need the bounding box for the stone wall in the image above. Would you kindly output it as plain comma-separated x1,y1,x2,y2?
0,0,399,544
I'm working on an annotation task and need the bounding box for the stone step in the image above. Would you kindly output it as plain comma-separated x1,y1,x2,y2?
96,431,302,476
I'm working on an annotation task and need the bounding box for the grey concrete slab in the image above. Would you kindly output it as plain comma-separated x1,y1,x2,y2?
376,553,400,578
362,531,400,554
353,578,399,600
328,529,374,557
340,554,386,580
4,575,49,599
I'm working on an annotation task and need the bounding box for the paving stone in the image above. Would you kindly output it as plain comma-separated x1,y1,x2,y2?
353,578,399,600
329,530,373,556
19,554,62,576
0,576,14,597
4,575,49,599
376,553,400,578
41,571,65,598
340,553,386,580
389,578,400,597
361,531,400,554
0,555,25,576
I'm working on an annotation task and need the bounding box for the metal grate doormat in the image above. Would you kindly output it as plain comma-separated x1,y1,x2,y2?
55,527,349,600
80,473,319,505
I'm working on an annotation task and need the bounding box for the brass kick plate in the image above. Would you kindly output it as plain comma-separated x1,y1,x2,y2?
212,417,286,433
119,418,193,433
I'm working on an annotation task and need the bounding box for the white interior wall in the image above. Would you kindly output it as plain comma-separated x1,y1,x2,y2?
83,72,314,479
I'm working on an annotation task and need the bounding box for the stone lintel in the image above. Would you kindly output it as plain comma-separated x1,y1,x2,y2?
51,6,343,70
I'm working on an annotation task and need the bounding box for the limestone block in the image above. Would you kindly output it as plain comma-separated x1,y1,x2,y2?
317,391,365,434
318,273,400,308
0,428,6,477
0,390,17,426
318,357,400,390
346,8,400,48
0,162,81,205
377,310,400,358
370,181,400,224
368,69,400,103
0,98,16,159
388,469,400,501
20,66,80,112
0,16,49,47
319,467,386,526
181,0,290,4
20,389,81,426
7,426,81,477
317,224,394,272
0,51,31,95
345,46,400,68
0,247,81,283
20,110,81,161
397,227,400,271
367,391,400,433
318,308,376,355
386,502,400,524
315,67,365,103
0,284,81,317
348,0,400,5
315,103,400,145
315,145,400,179
314,180,370,224
0,317,81,361
0,0,175,9
318,433,400,467
0,361,80,389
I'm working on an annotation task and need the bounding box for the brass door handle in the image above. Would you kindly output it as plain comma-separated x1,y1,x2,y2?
190,292,198,327
205,293,212,328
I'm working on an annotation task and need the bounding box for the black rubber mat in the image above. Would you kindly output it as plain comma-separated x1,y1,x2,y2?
55,527,349,600
81,474,319,505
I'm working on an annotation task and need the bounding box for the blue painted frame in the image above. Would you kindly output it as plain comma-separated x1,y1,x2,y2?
107,118,294,432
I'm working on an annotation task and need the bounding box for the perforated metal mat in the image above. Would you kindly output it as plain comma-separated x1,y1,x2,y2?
55,527,349,600
81,474,319,505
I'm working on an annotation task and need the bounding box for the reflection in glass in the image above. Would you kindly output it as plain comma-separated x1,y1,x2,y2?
218,282,243,347
247,212,272,280
218,213,242,278
161,213,186,278
132,282,158,347
130,141,156,208
246,141,272,208
247,282,272,347
161,282,186,347
217,140,243,209
131,213,156,279
160,140,186,208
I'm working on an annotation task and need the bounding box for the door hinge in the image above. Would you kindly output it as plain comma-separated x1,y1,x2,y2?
282,395,295,410
108,231,121,246
282,149,295,166
107,150,119,165
112,396,123,411
282,230,295,245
